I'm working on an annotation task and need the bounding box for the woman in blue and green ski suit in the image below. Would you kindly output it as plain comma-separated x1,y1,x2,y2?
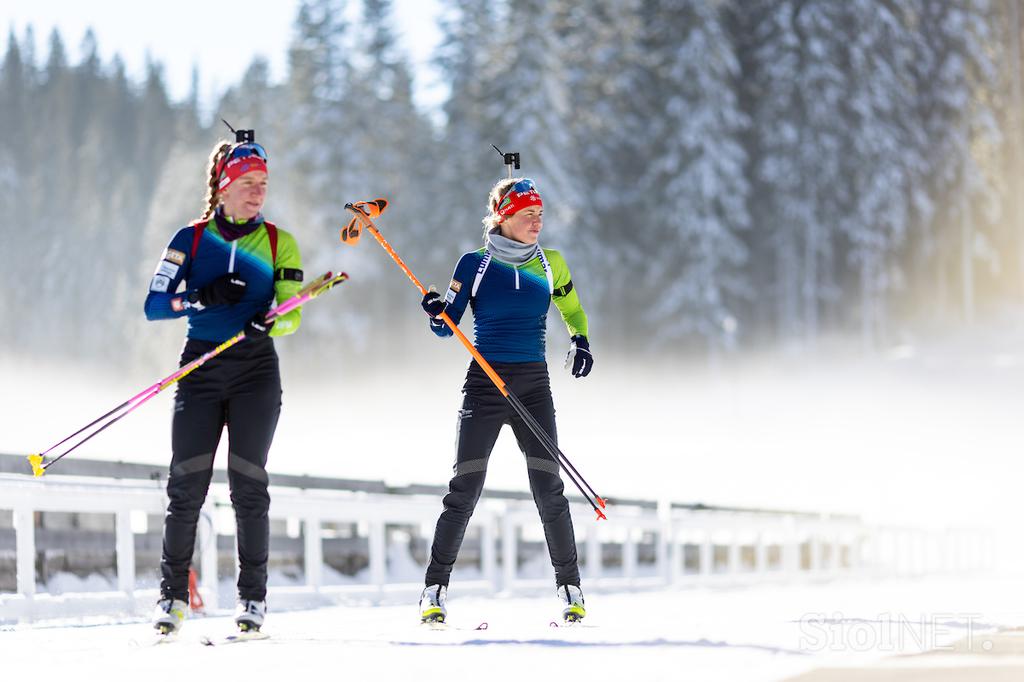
144,137,303,634
418,177,593,624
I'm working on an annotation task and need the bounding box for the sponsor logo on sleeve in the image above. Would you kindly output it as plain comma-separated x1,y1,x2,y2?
150,275,171,293
445,279,462,304
163,248,186,265
156,261,180,279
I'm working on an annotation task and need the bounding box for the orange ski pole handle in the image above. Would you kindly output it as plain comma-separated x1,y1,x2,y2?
341,200,607,520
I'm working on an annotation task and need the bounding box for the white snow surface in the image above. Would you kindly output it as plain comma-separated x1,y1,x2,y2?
4,575,1023,682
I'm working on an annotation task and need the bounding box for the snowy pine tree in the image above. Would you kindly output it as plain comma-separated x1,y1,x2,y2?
830,2,922,349
903,0,1002,324
486,0,581,232
743,0,851,348
556,0,647,343
435,0,505,254
638,0,749,352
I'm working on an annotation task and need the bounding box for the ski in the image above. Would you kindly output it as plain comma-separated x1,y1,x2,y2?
132,631,179,647
420,621,488,632
549,619,594,628
199,630,270,646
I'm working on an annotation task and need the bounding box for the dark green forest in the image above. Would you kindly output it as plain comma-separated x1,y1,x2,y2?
2,0,1022,370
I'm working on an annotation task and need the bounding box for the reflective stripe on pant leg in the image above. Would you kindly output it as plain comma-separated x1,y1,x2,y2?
228,451,270,485
171,452,215,478
525,457,560,476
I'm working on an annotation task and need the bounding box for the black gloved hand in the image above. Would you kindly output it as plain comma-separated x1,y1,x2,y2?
421,289,447,318
193,273,247,307
244,310,275,339
565,335,593,378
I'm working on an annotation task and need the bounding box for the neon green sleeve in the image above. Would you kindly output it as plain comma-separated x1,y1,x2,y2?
546,249,588,338
270,229,303,337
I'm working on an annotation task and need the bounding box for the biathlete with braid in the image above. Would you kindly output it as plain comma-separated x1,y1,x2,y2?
418,177,594,626
143,130,304,636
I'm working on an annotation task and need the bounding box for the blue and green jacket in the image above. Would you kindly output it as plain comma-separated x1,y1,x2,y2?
432,247,588,363
144,216,303,342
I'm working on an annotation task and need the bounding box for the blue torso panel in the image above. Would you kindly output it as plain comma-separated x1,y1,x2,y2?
144,222,277,342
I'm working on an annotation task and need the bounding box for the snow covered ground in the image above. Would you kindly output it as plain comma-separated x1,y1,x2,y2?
4,316,1023,679
5,575,1024,682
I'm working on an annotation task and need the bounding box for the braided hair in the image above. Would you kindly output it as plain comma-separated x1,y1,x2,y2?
481,177,522,240
199,141,233,221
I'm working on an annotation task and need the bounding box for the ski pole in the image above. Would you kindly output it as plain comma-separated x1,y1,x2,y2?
340,200,607,520
28,271,349,477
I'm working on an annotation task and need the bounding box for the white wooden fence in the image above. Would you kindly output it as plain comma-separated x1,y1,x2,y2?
0,472,995,623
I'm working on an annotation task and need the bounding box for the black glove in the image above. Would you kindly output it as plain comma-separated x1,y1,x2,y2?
565,335,593,378
244,310,275,339
421,289,447,318
192,273,247,307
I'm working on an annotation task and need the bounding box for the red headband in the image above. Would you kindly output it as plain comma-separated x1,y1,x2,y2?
496,183,543,222
218,155,268,192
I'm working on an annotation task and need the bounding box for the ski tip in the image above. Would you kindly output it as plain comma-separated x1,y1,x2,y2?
595,508,607,521
596,496,607,509
27,454,45,477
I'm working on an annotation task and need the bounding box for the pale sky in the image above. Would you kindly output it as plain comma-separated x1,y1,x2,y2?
2,0,446,116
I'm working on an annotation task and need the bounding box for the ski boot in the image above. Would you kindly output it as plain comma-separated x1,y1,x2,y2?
419,584,447,626
152,597,188,635
558,584,586,624
234,599,267,633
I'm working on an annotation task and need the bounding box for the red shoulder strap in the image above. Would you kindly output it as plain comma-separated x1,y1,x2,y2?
189,220,206,259
264,221,278,266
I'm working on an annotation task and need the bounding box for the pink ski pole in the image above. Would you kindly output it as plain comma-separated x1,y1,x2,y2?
28,271,348,477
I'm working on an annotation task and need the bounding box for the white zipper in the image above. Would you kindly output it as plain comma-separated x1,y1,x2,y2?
514,267,520,290
229,241,237,272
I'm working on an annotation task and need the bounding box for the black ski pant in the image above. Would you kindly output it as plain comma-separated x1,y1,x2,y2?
425,360,580,588
160,337,281,603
